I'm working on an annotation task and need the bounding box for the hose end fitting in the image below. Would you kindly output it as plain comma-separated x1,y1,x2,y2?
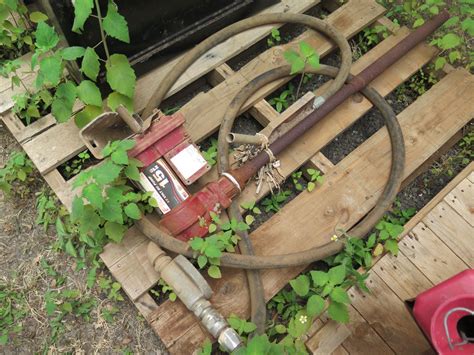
312,96,325,109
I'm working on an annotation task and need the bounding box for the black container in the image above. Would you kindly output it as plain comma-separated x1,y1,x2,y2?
43,0,278,74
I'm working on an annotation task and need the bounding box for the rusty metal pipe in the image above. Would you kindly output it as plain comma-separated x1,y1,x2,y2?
231,10,449,187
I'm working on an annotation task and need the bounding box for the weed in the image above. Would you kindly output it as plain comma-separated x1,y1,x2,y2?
202,138,218,166
150,279,177,302
189,212,245,278
227,314,257,339
35,189,68,231
0,281,28,345
0,0,34,60
306,168,324,192
261,189,291,212
283,41,320,98
97,277,124,302
267,27,281,47
379,0,474,71
395,67,438,104
268,83,295,113
0,150,35,197
61,150,92,179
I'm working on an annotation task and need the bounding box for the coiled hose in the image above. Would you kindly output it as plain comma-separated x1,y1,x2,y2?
137,13,405,336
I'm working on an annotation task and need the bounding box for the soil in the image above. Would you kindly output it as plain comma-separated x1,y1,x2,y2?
0,125,167,353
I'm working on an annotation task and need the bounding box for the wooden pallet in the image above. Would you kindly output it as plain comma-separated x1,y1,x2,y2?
1,0,473,353
306,163,473,354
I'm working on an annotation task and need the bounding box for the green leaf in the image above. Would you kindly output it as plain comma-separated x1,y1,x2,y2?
83,183,104,209
289,275,310,297
208,223,217,233
310,270,329,287
124,164,140,181
306,294,325,317
197,255,207,268
461,18,474,36
245,214,255,225
106,54,136,98
81,47,100,81
35,22,59,50
74,105,102,128
52,81,77,123
443,16,459,28
439,33,461,50
208,265,222,279
299,41,315,58
77,80,102,106
92,160,122,185
111,149,128,165
448,51,460,64
204,245,222,258
71,196,85,222
290,57,305,74
65,239,78,257
124,203,141,219
328,264,346,285
413,18,425,28
384,239,399,255
330,287,350,304
30,11,48,23
328,302,349,323
307,53,320,69
72,0,94,33
105,221,127,242
61,46,86,60
103,1,130,43
307,181,315,192
38,55,62,87
107,92,134,112
101,200,123,224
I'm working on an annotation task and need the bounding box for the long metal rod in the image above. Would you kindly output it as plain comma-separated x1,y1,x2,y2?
231,10,450,186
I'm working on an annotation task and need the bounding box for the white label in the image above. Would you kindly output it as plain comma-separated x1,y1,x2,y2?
170,145,207,180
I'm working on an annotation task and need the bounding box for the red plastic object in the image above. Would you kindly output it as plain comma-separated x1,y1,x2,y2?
413,269,474,354
160,175,239,241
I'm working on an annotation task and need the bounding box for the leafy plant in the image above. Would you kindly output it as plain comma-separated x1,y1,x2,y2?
0,281,28,345
60,150,93,179
268,83,295,113
380,0,474,70
261,189,291,213
70,139,157,260
97,277,124,302
150,279,177,302
306,168,323,192
189,213,245,278
35,189,67,231
0,0,33,60
0,150,35,196
283,41,320,98
267,27,281,47
202,138,218,166
227,314,257,339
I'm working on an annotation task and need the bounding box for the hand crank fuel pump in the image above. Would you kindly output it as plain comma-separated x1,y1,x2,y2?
79,10,450,352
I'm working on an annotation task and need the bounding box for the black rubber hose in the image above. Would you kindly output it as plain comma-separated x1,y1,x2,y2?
137,65,405,268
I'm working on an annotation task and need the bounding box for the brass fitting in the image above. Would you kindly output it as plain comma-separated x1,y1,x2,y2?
147,242,242,352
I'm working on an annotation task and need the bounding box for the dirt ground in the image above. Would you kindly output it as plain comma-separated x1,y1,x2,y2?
0,126,166,354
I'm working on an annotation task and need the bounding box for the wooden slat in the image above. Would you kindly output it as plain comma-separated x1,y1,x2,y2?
423,200,474,267
372,252,433,301
148,68,474,353
335,305,394,355
444,178,473,226
101,24,437,305
306,320,351,354
400,222,469,285
347,272,431,353
306,152,335,175
21,0,385,175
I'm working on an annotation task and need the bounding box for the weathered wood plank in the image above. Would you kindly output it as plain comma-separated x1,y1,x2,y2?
337,305,394,355
372,252,433,301
101,25,437,304
412,225,470,279
444,178,473,227
423,200,474,267
21,0,385,175
400,222,469,284
150,68,474,353
306,320,351,354
348,272,431,353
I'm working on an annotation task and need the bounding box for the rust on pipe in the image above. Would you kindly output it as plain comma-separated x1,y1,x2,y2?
230,10,450,187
